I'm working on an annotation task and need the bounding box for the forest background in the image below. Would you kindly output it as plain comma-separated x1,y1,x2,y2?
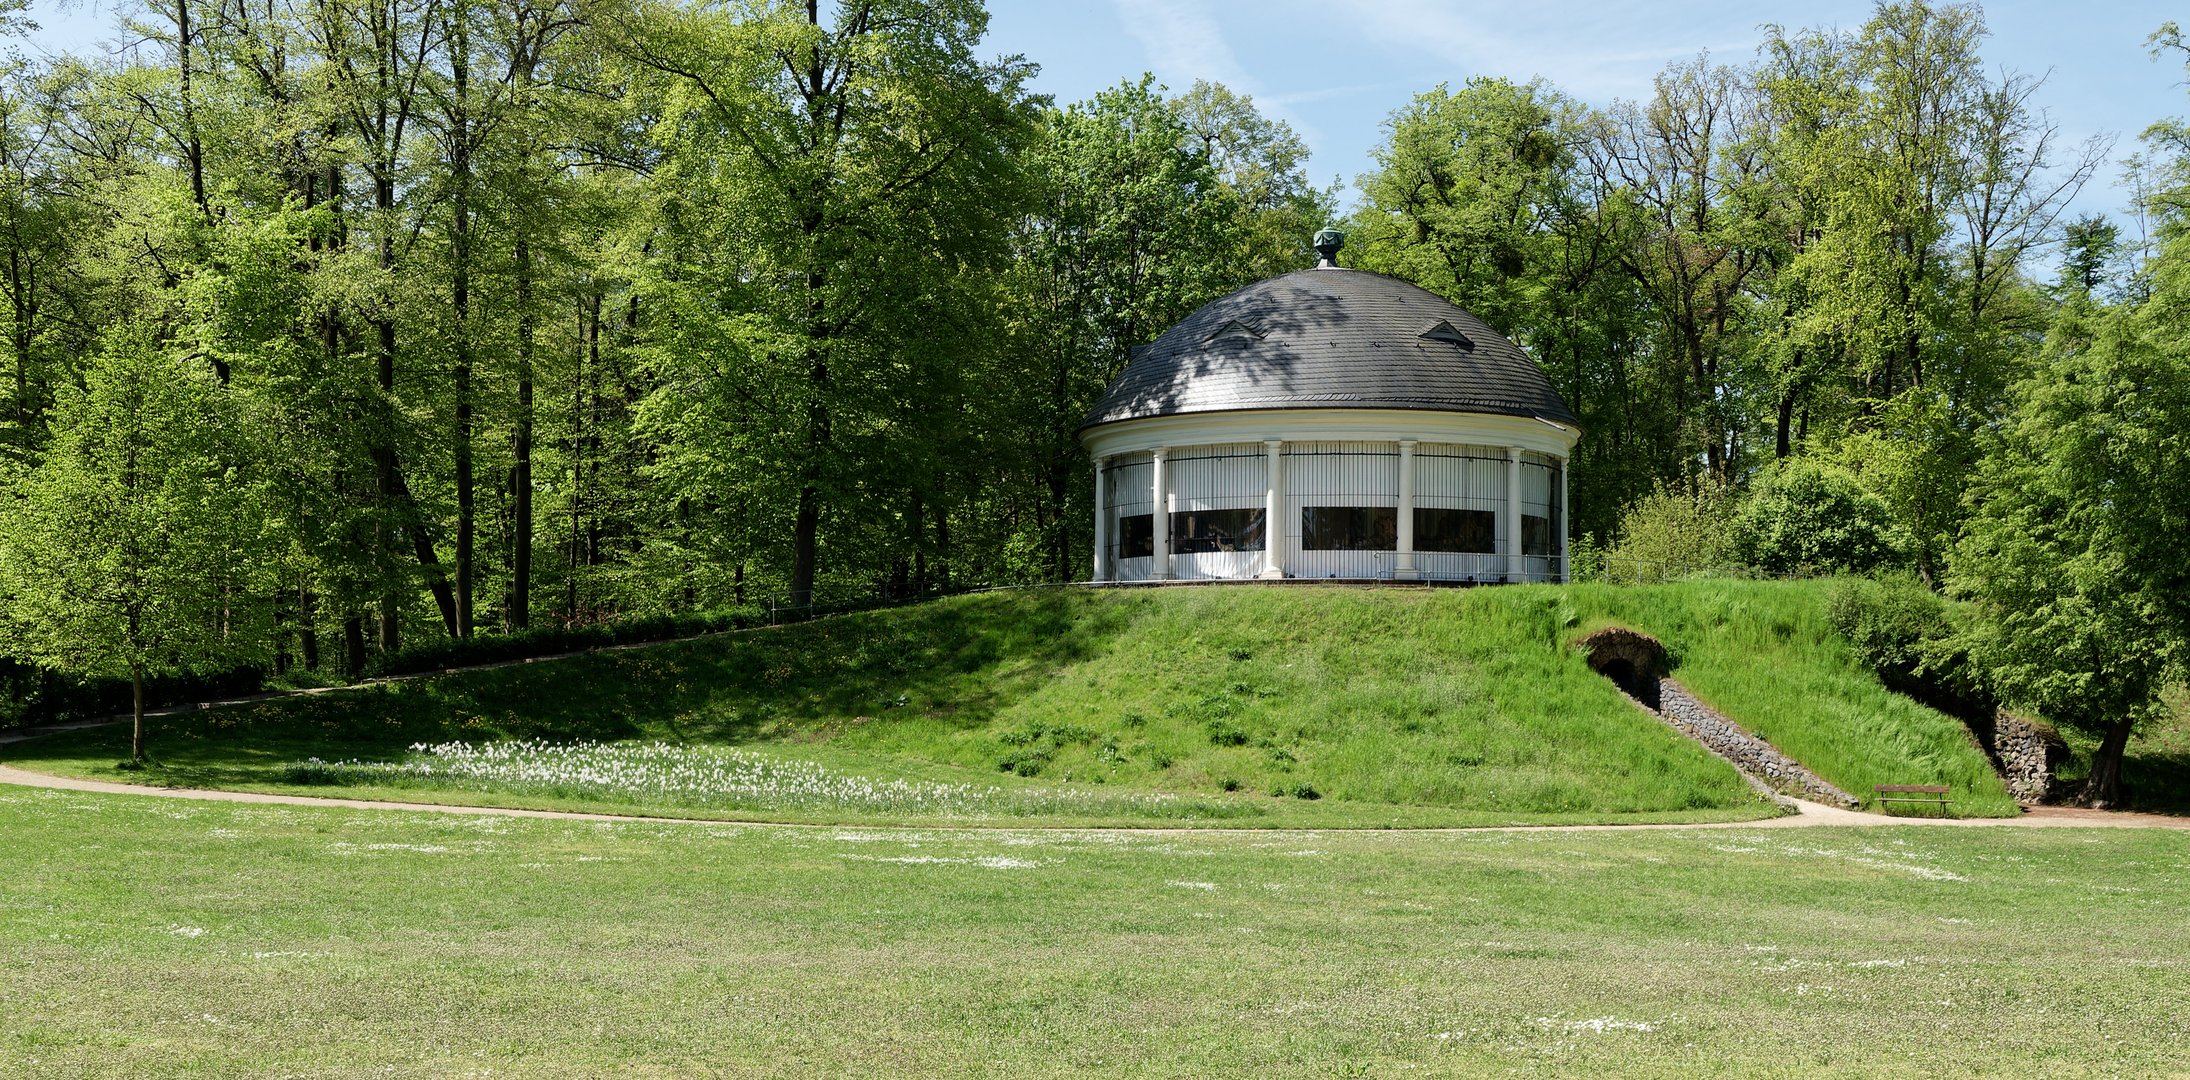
0,0,2185,801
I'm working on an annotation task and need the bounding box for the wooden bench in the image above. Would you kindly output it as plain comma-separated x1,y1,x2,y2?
1874,784,1950,813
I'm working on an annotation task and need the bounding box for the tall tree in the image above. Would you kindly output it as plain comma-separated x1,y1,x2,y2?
1951,300,2190,806
990,77,1252,580
1594,57,1769,482
0,334,268,759
1173,80,1332,281
1352,77,1663,539
615,0,1036,607
1352,78,1570,332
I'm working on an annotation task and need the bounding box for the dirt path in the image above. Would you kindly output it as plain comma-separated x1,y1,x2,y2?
1,760,2181,833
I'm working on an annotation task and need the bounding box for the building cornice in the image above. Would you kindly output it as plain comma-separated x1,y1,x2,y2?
1080,408,1580,461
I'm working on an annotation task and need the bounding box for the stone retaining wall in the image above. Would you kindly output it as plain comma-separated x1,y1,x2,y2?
1986,710,2066,803
1649,679,1862,808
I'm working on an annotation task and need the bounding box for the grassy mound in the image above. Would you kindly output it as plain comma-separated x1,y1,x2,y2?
3,581,2020,823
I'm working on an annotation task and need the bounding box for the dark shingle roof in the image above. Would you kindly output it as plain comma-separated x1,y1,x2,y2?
1080,269,1579,431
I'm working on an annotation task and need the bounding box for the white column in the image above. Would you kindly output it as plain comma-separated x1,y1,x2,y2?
1506,447,1523,584
1394,439,1418,580
1557,454,1570,584
1260,440,1286,579
1091,455,1108,582
1150,448,1170,580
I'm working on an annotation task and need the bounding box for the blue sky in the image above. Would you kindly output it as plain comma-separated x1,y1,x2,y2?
18,0,2185,228
983,0,2182,230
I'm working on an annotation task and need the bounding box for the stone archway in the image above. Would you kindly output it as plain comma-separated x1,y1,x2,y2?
1574,627,1667,710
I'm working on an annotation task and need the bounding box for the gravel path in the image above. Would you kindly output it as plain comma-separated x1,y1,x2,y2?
0,757,2181,833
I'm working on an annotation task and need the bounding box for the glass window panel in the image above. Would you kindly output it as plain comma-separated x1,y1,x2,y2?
1415,507,1497,553
1523,514,1552,557
1117,514,1154,559
1170,508,1265,553
1302,506,1398,551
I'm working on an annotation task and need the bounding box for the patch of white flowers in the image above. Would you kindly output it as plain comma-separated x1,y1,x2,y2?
292,740,1222,820
1536,1016,1658,1034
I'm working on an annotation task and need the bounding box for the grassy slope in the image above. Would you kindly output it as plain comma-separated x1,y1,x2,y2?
3,788,2187,1078
5,582,2016,823
1569,581,2021,816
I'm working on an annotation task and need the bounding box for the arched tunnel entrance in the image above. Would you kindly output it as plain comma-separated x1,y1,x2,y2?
1575,627,1667,710
1572,624,1864,808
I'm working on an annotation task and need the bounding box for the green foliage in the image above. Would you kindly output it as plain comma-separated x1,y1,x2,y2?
618,0,1042,605
1950,295,2190,799
1825,575,1989,709
1599,483,1732,580
1943,33,2190,804
1730,459,1908,575
0,335,271,753
1350,77,1571,330
1826,576,1953,677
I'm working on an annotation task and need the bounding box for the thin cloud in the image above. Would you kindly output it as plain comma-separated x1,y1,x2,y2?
1109,0,1324,146
1265,83,1388,107
1112,0,1257,91
1326,0,1760,103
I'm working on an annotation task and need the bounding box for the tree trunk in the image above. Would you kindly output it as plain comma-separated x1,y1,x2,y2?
376,269,401,654
1775,388,1795,460
394,467,460,635
130,662,146,764
511,236,535,630
2078,718,2134,809
272,601,290,676
454,347,474,638
449,0,475,639
176,0,208,219
298,581,320,672
567,308,585,622
791,484,819,608
343,616,367,679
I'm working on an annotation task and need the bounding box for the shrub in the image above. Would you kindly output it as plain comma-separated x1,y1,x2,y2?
994,723,1097,776
366,609,752,678
1825,575,1988,710
1600,482,1734,581
1730,459,1908,575
0,656,267,730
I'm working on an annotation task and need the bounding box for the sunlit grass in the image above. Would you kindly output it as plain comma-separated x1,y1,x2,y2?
1,787,2184,1077
1569,581,2020,816
5,581,2019,823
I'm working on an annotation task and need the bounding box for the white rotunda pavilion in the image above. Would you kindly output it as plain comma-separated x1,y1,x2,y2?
1079,233,1580,584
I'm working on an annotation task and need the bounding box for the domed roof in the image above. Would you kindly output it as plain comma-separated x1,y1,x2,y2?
1081,268,1578,431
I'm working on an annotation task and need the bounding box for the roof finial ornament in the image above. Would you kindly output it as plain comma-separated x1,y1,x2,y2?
1312,227,1345,269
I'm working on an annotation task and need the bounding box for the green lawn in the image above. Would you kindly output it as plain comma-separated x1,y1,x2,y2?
1,787,2185,1078
3,582,2018,825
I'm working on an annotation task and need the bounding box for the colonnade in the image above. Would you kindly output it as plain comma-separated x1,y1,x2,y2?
1090,439,1569,585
